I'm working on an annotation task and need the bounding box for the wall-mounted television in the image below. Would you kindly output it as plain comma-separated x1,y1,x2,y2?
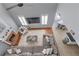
26,17,40,24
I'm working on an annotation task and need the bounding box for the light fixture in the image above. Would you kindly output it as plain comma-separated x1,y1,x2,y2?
6,3,23,11
18,16,27,25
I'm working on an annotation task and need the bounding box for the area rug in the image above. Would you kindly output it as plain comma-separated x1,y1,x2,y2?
18,30,46,47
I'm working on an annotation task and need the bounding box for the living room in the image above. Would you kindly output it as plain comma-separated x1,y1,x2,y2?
0,3,79,56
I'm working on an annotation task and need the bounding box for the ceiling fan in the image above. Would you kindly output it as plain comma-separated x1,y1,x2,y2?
6,3,24,11
6,3,46,11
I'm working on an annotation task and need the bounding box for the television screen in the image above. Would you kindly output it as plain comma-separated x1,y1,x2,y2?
26,17,40,24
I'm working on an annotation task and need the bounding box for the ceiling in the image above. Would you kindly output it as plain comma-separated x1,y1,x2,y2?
2,3,58,27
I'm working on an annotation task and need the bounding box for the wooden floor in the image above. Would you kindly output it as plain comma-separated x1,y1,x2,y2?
53,26,79,56
29,27,53,34
25,27,59,55
13,27,53,46
14,26,79,56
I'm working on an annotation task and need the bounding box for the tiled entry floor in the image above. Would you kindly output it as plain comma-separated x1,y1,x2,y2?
53,26,79,56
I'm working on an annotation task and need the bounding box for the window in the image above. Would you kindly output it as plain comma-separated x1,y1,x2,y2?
18,16,28,25
41,14,48,24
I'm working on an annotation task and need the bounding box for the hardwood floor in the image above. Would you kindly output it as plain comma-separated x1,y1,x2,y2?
5,27,60,56
53,26,79,56
29,27,53,34
9,26,79,55
10,27,53,46
18,27,59,55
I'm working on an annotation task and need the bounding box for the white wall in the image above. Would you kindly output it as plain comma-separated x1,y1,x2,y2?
57,3,79,45
0,4,17,38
